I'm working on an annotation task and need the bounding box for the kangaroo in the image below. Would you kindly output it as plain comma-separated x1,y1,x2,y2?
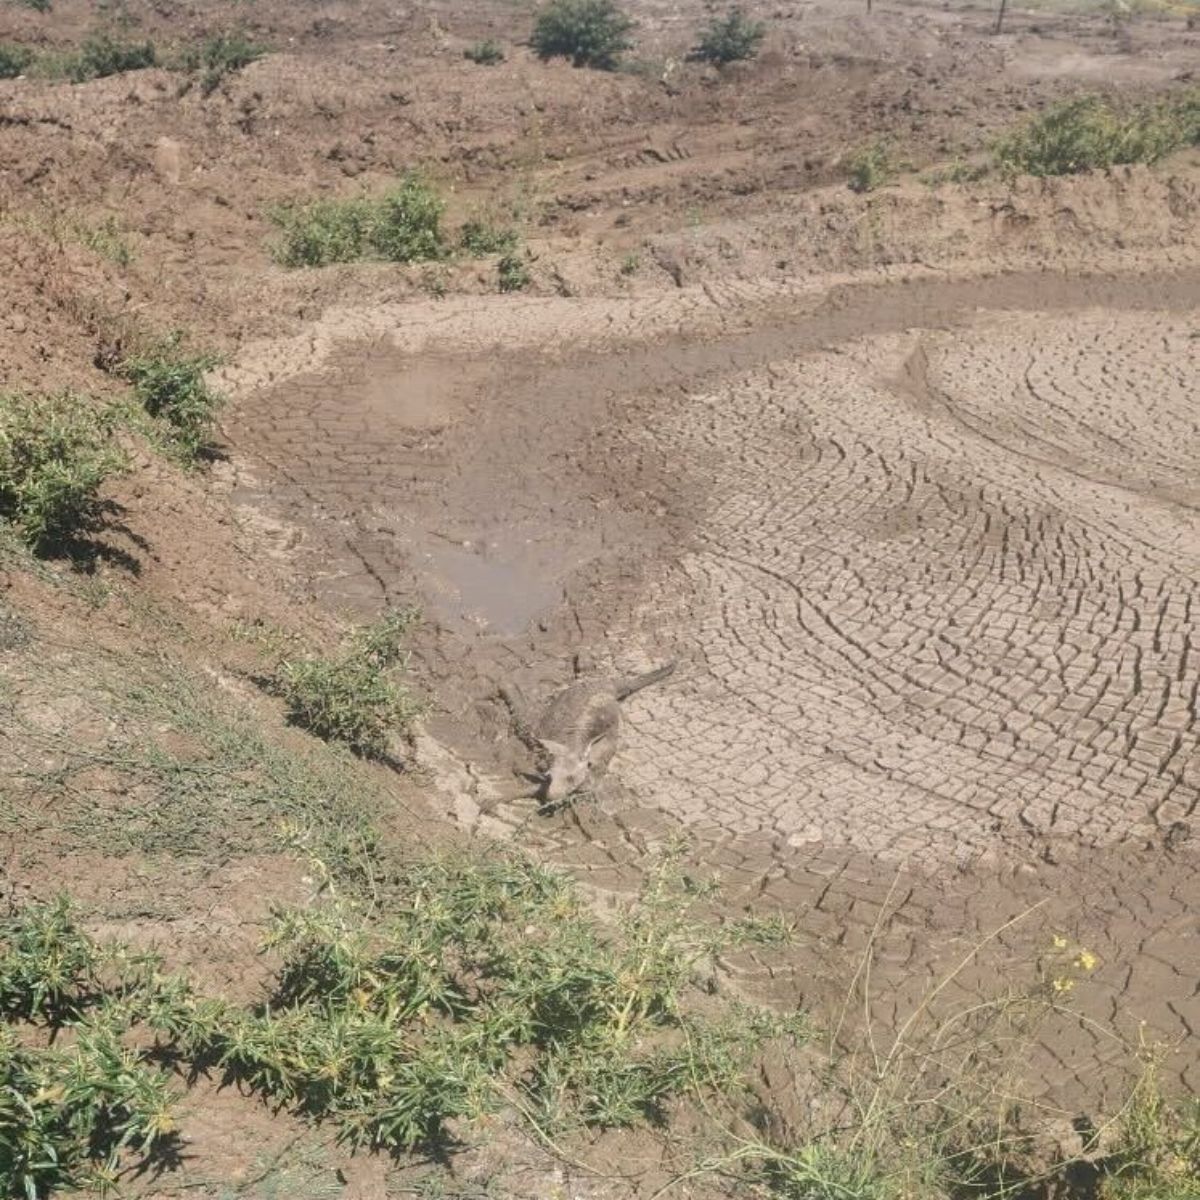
500,662,676,806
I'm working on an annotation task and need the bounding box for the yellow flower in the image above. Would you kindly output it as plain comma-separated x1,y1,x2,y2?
1051,934,1068,950
1052,977,1075,994
1075,949,1099,971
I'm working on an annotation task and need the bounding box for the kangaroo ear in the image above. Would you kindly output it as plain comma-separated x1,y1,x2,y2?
538,738,569,759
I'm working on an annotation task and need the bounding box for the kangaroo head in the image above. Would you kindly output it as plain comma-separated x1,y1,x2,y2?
539,738,595,803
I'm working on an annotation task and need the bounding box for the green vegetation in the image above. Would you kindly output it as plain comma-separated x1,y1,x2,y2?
848,140,894,193
115,333,224,463
269,175,446,268
0,853,803,1189
691,7,767,65
177,31,265,96
66,32,157,83
0,43,32,78
530,0,635,71
458,218,519,255
272,610,424,758
497,251,532,292
12,0,52,10
0,901,176,1198
463,39,505,66
993,90,1200,178
0,392,127,551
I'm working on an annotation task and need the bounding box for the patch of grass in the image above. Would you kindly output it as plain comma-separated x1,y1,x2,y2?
847,140,893,193
0,901,176,1198
66,31,157,83
1098,1051,1200,1199
177,31,265,96
530,0,635,71
272,610,424,759
921,158,990,188
115,332,224,463
4,660,390,883
993,90,1200,178
691,8,766,65
0,852,806,1169
73,213,134,266
463,39,505,66
0,391,127,551
0,43,32,78
458,219,519,256
497,252,532,292
619,251,640,276
0,1018,177,1197
269,176,447,269
172,851,803,1151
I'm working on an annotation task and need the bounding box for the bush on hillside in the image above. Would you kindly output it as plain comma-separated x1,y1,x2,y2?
0,44,32,78
68,32,156,83
464,39,505,65
269,176,446,268
692,8,767,65
993,92,1199,177
0,392,127,550
116,334,224,463
530,0,635,71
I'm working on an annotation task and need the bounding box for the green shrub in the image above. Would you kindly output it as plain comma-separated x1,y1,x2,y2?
67,32,156,83
117,333,224,463
0,1021,177,1198
458,218,519,255
993,92,1199,178
530,0,635,70
14,0,52,10
173,851,803,1150
691,8,766,65
464,38,505,65
0,392,127,550
178,31,264,96
269,176,447,268
273,610,424,757
498,252,532,292
0,43,32,78
847,139,893,193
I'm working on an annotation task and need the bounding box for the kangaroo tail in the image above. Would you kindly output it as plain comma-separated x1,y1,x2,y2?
616,660,677,701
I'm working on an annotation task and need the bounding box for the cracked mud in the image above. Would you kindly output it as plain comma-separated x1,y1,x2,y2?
226,260,1200,1108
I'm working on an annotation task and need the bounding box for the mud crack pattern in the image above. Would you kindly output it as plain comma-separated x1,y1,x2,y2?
619,313,1199,864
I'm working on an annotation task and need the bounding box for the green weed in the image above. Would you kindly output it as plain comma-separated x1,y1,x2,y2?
530,0,635,71
0,43,32,78
458,219,519,256
993,90,1200,178
177,31,264,96
0,851,807,1168
73,213,134,266
66,32,157,82
463,39,505,66
115,332,224,463
269,176,447,268
691,7,766,65
0,392,127,551
847,140,893,193
272,610,424,758
497,252,531,292
619,251,640,276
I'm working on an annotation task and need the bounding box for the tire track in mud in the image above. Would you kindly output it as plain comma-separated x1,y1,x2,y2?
225,266,1200,1110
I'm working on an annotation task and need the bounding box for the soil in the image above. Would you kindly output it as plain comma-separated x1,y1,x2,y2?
1,0,1199,1194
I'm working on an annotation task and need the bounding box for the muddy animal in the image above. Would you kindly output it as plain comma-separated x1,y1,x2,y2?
517,661,676,805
